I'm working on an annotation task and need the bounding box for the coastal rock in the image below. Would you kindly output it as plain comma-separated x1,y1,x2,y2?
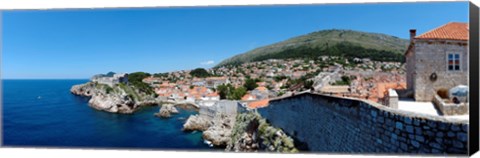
137,95,160,106
71,82,158,114
88,89,137,114
183,115,211,131
232,133,259,152
226,112,298,153
202,114,236,147
70,82,96,97
155,104,178,118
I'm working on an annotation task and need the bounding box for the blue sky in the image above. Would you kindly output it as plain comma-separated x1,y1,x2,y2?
1,2,469,79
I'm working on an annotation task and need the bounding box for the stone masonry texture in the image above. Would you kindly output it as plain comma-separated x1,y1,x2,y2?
258,93,468,155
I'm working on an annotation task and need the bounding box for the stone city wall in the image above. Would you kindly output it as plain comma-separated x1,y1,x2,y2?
258,93,468,155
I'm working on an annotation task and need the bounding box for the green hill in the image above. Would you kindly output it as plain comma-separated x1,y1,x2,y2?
216,29,409,67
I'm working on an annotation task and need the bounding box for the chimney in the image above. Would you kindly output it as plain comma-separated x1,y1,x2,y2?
409,29,416,42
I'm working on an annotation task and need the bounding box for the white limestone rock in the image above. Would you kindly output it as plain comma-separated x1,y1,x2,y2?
155,104,179,118
182,115,211,131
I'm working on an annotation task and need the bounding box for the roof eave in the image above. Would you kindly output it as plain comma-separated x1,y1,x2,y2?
413,38,468,41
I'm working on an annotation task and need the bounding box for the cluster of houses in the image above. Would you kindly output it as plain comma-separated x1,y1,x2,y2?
143,76,225,106
213,59,326,91
318,71,407,103
92,22,469,118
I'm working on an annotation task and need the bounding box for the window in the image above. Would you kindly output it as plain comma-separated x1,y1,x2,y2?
448,53,460,71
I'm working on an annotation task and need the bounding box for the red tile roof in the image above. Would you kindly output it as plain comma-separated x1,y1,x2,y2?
241,94,257,101
255,86,268,92
247,99,269,109
415,22,468,41
377,82,407,99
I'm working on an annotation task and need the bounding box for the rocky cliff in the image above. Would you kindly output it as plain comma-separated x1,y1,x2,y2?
202,113,236,147
70,82,158,114
226,112,298,153
182,109,297,152
183,115,212,131
182,113,235,147
155,104,179,118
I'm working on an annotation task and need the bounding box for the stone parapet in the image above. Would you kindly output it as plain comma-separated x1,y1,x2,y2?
433,94,469,115
258,92,468,154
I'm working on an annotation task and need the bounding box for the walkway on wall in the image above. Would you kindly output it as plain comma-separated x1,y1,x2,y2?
398,98,469,121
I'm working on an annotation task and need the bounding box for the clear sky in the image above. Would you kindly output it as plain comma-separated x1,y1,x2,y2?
1,1,469,79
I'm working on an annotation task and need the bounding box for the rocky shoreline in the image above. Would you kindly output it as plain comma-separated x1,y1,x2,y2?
154,104,179,118
71,81,299,152
70,82,158,114
182,113,235,147
226,112,298,152
181,110,299,152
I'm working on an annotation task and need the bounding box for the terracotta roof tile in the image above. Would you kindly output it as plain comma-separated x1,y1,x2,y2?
415,22,468,41
377,82,406,98
247,99,269,109
255,86,268,92
241,94,257,101
206,92,219,97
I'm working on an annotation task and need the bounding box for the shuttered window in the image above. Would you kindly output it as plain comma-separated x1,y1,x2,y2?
448,53,460,71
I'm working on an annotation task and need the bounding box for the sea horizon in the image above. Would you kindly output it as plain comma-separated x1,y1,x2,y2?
2,79,211,149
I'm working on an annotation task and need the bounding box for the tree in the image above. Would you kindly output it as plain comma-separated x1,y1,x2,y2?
128,72,151,83
303,80,314,90
332,75,353,86
244,78,259,91
217,84,232,99
105,71,116,77
217,84,247,100
230,87,247,100
127,72,154,95
190,68,211,78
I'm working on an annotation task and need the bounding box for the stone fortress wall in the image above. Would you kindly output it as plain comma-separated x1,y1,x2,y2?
258,92,468,154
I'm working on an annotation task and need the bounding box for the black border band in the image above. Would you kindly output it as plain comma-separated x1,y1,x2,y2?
469,1,479,156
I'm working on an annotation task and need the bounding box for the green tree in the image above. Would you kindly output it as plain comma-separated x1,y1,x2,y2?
304,80,314,90
217,84,232,99
217,84,247,100
127,72,154,95
332,75,353,86
230,87,247,100
190,68,211,78
244,78,259,91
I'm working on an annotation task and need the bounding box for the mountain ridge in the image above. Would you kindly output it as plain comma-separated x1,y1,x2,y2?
216,29,409,67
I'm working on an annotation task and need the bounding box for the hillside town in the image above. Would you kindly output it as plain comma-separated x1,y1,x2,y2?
71,21,470,153
121,56,405,110
89,22,469,121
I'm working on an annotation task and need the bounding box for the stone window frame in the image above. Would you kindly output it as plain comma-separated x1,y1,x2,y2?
446,52,461,72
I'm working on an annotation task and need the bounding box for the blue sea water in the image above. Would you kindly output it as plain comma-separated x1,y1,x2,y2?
2,79,210,150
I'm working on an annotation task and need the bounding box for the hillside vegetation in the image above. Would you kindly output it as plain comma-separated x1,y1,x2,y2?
216,29,409,67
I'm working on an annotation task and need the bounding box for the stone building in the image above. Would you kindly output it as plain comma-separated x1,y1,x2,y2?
405,22,468,102
91,73,129,87
199,100,243,119
205,77,230,89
